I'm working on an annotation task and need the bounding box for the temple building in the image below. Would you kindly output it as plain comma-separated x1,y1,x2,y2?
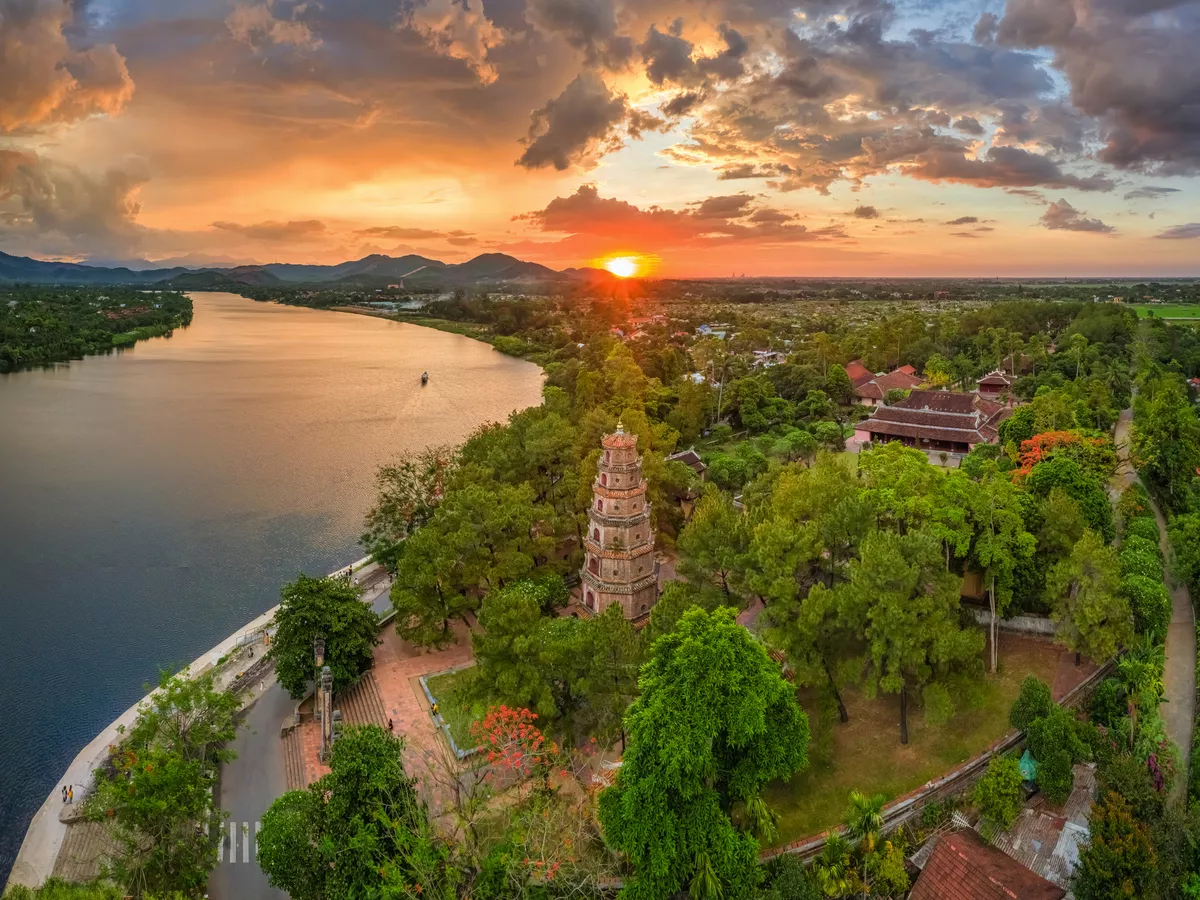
581,424,659,620
854,389,1011,456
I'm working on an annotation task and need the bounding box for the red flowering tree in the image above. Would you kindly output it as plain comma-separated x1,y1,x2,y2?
1014,430,1115,480
471,705,559,791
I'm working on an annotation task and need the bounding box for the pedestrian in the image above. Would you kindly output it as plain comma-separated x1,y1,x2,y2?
259,680,265,693
61,786,67,803
387,718,394,732
67,786,73,804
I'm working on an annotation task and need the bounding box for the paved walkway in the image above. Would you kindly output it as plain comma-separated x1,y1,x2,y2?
293,619,475,794
1115,407,1196,802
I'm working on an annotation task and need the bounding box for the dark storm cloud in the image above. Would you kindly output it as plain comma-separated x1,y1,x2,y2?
640,20,699,86
945,216,978,225
853,205,879,218
516,73,630,170
1039,198,1114,233
909,145,1114,191
660,91,705,118
523,0,633,67
0,148,145,253
996,0,1200,174
953,115,985,135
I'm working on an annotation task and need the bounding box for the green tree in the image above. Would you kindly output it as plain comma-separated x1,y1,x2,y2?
271,574,380,700
258,725,456,900
1133,378,1200,508
1047,530,1132,664
763,582,853,723
472,580,562,720
811,834,855,898
824,364,853,405
390,520,474,648
844,791,885,853
1073,791,1157,900
970,473,1036,673
1009,675,1054,732
359,445,455,571
973,756,1024,828
643,580,720,645
85,671,239,899
598,608,810,900
577,603,642,749
1037,487,1087,563
678,490,751,599
846,529,984,743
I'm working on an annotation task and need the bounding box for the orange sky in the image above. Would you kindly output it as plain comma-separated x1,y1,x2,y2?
2,0,1199,276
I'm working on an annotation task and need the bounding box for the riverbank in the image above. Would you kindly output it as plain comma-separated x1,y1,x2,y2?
4,556,379,893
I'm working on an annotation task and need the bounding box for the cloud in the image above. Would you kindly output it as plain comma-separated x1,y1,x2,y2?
996,0,1200,174
950,231,980,238
226,2,320,49
0,149,145,254
953,116,985,135
1154,223,1200,240
211,219,328,241
853,205,879,219
524,0,632,68
0,0,134,131
945,216,979,225
907,145,1114,192
405,0,508,84
516,74,630,170
516,183,841,249
1124,186,1182,201
356,226,447,240
1039,199,1114,233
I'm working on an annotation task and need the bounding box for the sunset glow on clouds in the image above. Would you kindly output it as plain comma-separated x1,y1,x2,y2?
2,0,1200,275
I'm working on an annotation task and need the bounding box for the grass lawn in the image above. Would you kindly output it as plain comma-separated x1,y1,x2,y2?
765,637,1063,846
1132,303,1200,319
425,666,488,749
393,315,494,342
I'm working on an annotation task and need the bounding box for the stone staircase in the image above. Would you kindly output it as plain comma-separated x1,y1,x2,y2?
283,728,305,792
337,671,388,727
52,822,121,883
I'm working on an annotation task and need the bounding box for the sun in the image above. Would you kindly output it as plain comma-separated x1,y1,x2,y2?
604,256,638,278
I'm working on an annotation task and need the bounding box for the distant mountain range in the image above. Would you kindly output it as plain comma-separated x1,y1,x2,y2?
0,250,619,289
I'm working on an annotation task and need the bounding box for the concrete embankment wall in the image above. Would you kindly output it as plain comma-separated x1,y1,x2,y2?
5,555,379,892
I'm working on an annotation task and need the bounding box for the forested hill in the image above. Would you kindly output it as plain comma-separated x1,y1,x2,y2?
0,286,193,372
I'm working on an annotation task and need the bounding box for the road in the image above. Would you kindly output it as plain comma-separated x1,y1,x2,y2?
208,576,393,900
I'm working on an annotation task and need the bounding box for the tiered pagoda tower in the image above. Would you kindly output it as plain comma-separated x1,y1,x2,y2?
581,424,658,619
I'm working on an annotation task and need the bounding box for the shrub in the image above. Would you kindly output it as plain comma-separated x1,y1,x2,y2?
1122,515,1161,546
974,756,1025,828
1009,675,1054,732
1027,706,1086,764
1089,677,1128,730
1117,483,1154,523
1037,748,1076,805
1099,752,1165,822
1120,546,1164,580
1121,534,1162,563
1122,574,1171,639
764,853,821,900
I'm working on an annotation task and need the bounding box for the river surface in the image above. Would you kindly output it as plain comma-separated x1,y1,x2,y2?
0,292,544,882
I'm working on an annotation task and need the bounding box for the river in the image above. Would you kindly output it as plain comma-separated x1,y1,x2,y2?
0,292,544,882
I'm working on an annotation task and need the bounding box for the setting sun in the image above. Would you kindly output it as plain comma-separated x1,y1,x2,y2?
604,257,638,278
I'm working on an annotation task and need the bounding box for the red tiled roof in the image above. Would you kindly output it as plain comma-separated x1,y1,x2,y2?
844,359,873,385
602,430,638,449
898,364,916,375
911,830,1066,900
854,368,924,400
978,370,1015,388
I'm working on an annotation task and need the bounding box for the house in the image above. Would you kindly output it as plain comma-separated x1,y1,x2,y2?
853,367,924,406
844,358,873,385
696,323,731,339
628,329,649,341
910,829,1065,900
666,448,707,481
977,369,1016,401
609,326,626,338
855,389,1010,455
686,372,706,384
751,350,787,369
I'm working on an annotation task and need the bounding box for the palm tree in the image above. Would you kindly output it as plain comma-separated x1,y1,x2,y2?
689,849,723,900
844,790,886,853
1118,637,1166,749
742,793,779,845
812,833,855,898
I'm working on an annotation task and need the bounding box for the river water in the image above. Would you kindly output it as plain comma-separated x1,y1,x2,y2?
0,292,544,882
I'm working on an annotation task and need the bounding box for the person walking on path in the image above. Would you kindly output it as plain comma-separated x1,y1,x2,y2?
67,786,73,804
61,786,67,804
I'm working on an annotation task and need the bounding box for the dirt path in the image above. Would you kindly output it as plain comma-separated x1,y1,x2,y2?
1115,407,1195,802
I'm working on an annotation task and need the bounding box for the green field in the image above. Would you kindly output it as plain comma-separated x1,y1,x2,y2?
425,666,486,749
1132,303,1200,319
